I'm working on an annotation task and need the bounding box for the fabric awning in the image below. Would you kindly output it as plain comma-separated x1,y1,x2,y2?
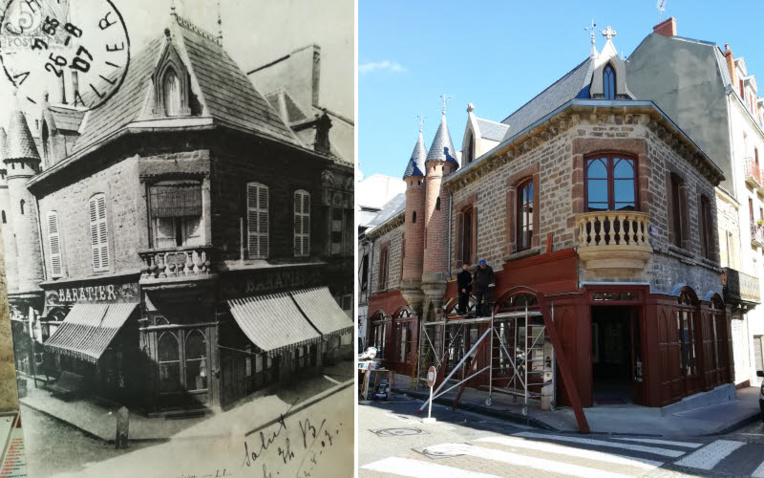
227,292,321,357
44,303,138,363
291,287,353,336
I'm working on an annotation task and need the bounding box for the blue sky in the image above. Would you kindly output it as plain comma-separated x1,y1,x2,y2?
359,0,764,179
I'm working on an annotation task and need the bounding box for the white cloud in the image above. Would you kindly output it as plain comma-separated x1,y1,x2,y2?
359,60,406,74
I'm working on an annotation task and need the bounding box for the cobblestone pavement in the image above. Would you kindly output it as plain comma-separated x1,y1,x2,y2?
359,395,764,477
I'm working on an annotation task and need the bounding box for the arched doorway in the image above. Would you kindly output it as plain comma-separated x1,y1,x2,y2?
392,306,416,374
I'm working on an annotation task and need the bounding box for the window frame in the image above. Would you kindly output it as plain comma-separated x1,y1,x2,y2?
517,179,534,251
47,210,63,278
378,244,389,291
162,68,182,117
247,182,269,259
668,172,688,249
603,64,616,100
293,189,311,257
699,194,714,259
584,153,638,212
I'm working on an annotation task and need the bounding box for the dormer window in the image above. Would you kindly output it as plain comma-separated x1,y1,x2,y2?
163,69,182,117
603,65,616,100
465,133,474,164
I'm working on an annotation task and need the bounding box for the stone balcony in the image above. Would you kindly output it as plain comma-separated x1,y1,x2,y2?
751,222,764,247
722,267,761,306
745,157,763,190
138,245,215,283
576,210,652,277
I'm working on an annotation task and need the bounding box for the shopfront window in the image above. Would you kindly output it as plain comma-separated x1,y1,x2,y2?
676,290,698,377
158,332,181,393
185,330,208,391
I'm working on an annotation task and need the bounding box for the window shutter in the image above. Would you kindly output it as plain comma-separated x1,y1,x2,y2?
247,183,269,258
293,190,310,257
48,211,62,277
90,194,109,272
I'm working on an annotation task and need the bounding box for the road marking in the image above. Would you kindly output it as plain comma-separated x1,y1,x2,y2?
514,432,686,458
476,436,663,469
675,440,745,470
360,457,500,478
612,437,702,449
752,458,764,478
422,443,634,478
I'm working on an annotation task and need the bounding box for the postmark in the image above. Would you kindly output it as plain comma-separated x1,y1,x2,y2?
0,0,130,110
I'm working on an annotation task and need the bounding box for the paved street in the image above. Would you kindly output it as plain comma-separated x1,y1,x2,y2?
359,395,764,477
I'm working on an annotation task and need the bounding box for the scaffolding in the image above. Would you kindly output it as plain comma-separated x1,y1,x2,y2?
415,293,589,433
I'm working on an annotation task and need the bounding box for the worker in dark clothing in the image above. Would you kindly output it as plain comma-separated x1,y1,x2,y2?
456,263,472,315
473,259,496,317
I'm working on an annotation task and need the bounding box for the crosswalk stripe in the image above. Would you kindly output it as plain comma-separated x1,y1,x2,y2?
423,443,634,478
360,457,501,478
612,437,702,449
751,459,764,478
514,431,686,458
675,440,745,470
476,436,663,469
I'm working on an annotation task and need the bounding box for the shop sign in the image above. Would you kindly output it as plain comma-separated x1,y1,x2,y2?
225,267,323,298
45,283,140,306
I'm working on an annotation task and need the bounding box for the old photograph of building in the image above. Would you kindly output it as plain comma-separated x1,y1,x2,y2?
0,0,354,476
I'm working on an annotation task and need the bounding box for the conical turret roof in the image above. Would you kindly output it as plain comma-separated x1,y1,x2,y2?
403,130,427,178
6,106,40,162
426,113,458,165
0,128,9,162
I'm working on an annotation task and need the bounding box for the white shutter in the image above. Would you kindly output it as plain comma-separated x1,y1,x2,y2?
47,211,62,278
294,190,310,257
90,194,109,272
247,183,269,258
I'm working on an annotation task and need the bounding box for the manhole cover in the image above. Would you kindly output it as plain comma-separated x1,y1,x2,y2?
420,443,469,459
370,427,428,437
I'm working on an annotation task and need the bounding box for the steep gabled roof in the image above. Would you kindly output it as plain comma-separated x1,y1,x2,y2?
73,15,301,154
6,107,40,161
426,114,459,165
48,106,86,133
403,130,427,178
500,57,595,141
475,117,509,141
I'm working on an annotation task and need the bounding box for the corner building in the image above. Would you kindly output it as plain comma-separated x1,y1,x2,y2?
366,33,733,408
3,14,353,415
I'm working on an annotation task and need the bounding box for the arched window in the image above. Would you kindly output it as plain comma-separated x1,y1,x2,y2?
185,330,207,391
294,190,310,257
435,197,441,211
19,200,25,215
517,179,534,251
412,211,417,223
603,65,616,100
465,134,475,164
163,69,182,116
158,332,181,393
585,154,636,211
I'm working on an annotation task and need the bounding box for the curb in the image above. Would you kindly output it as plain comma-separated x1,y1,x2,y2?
394,388,559,432
703,410,761,437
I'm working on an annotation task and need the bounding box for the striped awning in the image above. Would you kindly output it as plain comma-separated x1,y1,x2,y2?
291,287,353,336
227,292,321,357
44,303,138,363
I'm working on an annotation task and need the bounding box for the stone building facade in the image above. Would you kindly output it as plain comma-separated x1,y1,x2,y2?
366,33,733,408
4,14,353,415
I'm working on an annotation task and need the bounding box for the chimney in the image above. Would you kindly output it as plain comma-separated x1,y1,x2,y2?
724,43,737,91
653,17,677,37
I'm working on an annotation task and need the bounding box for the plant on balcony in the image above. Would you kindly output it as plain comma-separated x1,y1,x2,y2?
758,219,764,227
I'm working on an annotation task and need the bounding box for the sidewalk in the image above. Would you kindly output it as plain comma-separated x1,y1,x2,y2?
20,359,354,442
392,374,762,437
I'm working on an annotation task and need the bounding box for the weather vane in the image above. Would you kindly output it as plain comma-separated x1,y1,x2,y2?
584,19,596,47
440,94,451,115
417,114,426,133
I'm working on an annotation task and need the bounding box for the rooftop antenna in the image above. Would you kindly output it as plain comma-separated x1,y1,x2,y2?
440,94,451,115
584,19,597,56
216,0,223,45
657,0,667,22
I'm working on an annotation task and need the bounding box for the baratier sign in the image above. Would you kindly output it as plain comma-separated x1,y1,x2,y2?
44,282,139,306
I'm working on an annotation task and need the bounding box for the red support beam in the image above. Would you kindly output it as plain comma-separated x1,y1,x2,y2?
537,292,590,434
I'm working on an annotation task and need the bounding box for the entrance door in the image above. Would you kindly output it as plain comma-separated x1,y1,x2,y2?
592,306,636,406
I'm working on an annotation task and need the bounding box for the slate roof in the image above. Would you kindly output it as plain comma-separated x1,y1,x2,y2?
403,131,427,178
366,193,406,232
500,57,595,141
48,106,86,132
426,114,459,165
73,16,300,153
265,89,309,124
6,107,40,161
475,118,509,141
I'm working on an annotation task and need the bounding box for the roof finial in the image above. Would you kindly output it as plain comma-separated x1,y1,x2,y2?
584,19,597,56
217,0,223,45
417,114,426,133
171,0,177,17
602,26,616,41
440,93,451,115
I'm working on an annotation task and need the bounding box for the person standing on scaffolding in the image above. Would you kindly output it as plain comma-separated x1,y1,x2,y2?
456,262,472,316
473,259,495,317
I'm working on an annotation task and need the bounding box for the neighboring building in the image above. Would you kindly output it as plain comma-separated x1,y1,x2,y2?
627,17,762,387
356,174,405,346
365,30,734,408
4,13,353,415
